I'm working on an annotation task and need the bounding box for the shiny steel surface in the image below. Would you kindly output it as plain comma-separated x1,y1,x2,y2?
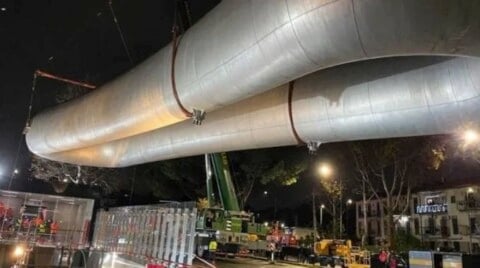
42,57,480,167
27,0,480,156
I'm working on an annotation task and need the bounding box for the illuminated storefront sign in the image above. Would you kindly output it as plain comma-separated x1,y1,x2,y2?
415,204,448,214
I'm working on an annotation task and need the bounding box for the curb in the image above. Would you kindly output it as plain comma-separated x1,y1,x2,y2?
279,259,319,267
237,255,320,267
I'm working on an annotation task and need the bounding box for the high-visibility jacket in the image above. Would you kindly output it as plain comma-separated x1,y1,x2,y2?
38,223,46,233
50,222,59,234
208,240,217,252
35,217,44,226
15,219,21,229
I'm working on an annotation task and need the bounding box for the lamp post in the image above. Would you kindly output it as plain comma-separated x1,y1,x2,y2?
312,192,317,239
7,167,20,190
318,162,340,238
264,191,277,220
467,187,475,254
346,199,353,238
320,204,325,232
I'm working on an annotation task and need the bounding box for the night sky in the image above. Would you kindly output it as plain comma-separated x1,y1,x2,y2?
0,0,218,188
1,1,480,228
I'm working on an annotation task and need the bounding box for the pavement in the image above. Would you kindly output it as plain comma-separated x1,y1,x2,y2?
193,257,315,268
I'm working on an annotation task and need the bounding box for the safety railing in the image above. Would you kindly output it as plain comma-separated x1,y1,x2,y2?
92,202,197,268
0,227,88,248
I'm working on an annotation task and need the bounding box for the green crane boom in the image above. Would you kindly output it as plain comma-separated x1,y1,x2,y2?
205,153,240,211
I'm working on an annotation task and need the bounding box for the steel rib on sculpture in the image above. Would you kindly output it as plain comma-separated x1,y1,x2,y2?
26,0,480,167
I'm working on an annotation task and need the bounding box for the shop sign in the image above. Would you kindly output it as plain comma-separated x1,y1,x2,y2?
415,204,447,214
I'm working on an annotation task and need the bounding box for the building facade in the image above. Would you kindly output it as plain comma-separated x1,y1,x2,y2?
355,185,480,252
355,196,409,245
410,185,480,253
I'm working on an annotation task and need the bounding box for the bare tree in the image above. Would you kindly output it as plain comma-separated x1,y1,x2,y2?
351,140,415,250
31,152,122,194
352,177,375,247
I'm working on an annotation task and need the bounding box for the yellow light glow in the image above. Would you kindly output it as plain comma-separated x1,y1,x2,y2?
318,163,333,178
468,187,475,194
464,129,479,144
13,245,24,258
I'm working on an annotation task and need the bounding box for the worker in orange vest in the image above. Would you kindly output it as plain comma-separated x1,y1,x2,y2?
0,202,5,218
35,216,44,227
50,221,59,241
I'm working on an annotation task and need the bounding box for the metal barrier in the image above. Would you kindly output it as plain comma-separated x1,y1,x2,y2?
92,203,197,267
0,190,94,250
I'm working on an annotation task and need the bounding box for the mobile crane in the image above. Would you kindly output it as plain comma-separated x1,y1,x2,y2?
196,153,268,256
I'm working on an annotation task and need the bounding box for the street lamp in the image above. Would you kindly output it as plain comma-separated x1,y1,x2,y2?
318,163,333,178
263,190,277,220
345,199,353,238
320,204,325,227
464,129,479,144
13,245,25,265
318,162,339,238
467,187,476,253
8,167,20,190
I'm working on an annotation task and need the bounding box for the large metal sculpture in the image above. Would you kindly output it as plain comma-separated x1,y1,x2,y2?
26,0,480,167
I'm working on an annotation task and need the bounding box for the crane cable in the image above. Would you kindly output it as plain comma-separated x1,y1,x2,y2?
24,70,96,131
9,71,96,190
108,0,134,66
7,72,39,190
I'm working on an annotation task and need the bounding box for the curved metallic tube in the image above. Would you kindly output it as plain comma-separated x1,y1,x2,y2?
42,57,480,167
27,0,480,156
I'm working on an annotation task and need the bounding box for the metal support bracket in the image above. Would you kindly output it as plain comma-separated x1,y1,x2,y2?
23,124,31,135
307,141,321,154
192,109,206,125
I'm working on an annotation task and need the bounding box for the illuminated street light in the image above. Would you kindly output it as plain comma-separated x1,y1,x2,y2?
264,221,269,227
264,191,268,195
320,204,325,227
13,245,24,258
347,199,353,205
13,169,19,175
468,187,475,194
318,163,333,178
464,129,479,144
399,216,409,225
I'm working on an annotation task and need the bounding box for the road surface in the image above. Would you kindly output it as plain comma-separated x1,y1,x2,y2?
214,258,309,268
